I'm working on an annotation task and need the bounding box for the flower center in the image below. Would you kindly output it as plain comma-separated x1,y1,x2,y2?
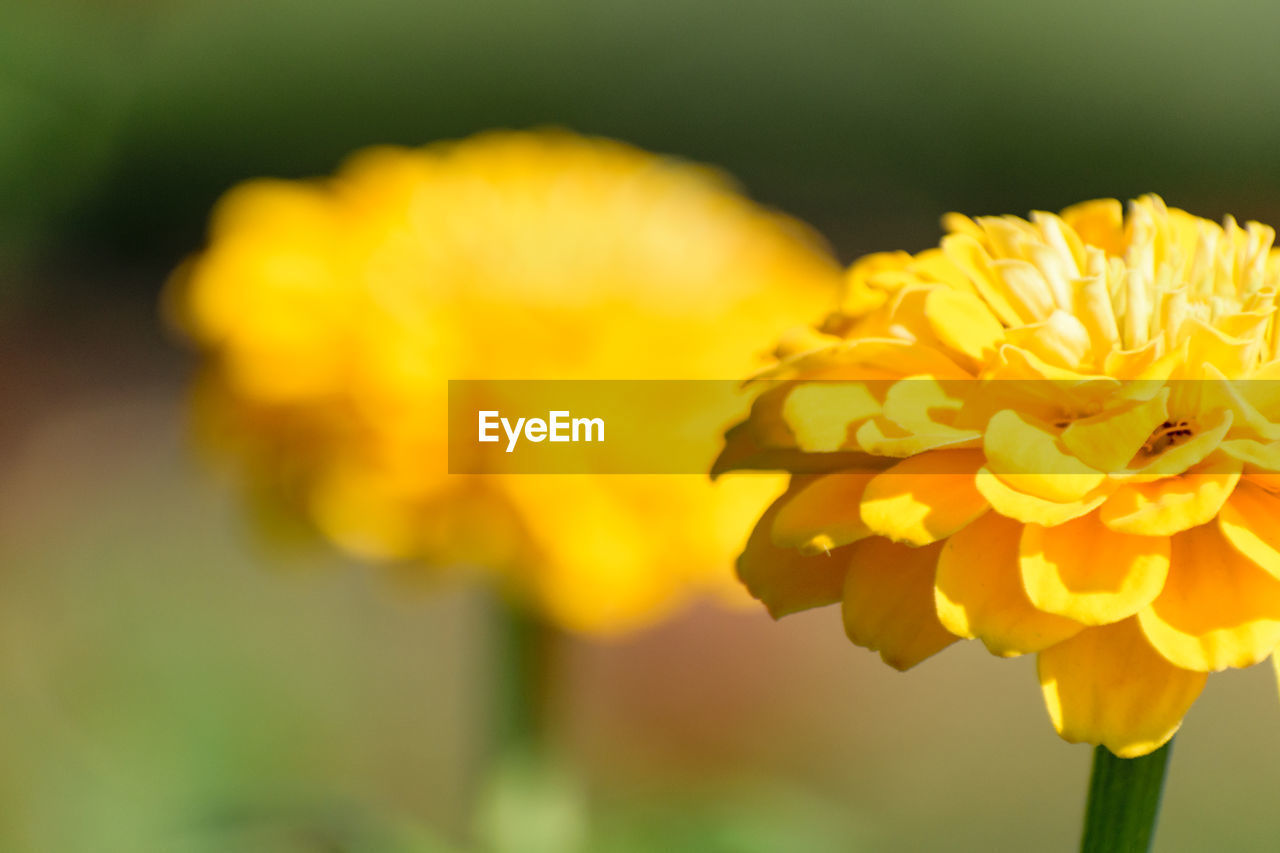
1141,420,1195,456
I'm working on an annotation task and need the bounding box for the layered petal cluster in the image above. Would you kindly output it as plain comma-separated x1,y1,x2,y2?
720,195,1280,755
172,129,841,634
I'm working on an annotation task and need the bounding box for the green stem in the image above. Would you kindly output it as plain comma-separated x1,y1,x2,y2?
492,596,558,760
477,596,586,853
1080,741,1173,853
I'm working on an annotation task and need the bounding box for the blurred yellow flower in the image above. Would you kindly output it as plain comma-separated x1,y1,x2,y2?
170,129,841,635
720,194,1280,756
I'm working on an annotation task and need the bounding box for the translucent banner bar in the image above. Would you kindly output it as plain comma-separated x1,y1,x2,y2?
447,379,1280,475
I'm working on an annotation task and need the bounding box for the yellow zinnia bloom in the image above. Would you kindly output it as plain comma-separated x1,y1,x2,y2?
720,194,1280,756
169,129,841,635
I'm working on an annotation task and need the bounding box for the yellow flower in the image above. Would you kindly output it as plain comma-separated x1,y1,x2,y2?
720,194,1280,755
169,129,841,635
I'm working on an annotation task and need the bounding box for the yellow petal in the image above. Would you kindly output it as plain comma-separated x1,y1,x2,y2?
1020,514,1169,625
1237,372,1280,417
1005,310,1093,370
1059,388,1170,473
975,466,1108,526
310,463,423,561
992,259,1056,321
941,211,984,241
1038,619,1206,758
842,538,959,670
911,247,973,289
1103,340,1172,381
761,338,970,383
1199,371,1280,442
774,326,844,360
737,487,849,618
1071,271,1121,353
984,410,1106,502
771,471,878,554
1138,524,1280,671
923,287,1005,363
782,382,882,452
1219,438,1280,472
1122,269,1152,349
1100,454,1242,536
860,449,989,546
841,251,907,315
993,342,1117,386
1184,317,1256,380
880,376,965,432
1218,480,1280,581
1029,212,1086,296
1060,198,1126,256
712,416,886,479
854,416,982,458
935,512,1084,656
741,383,802,449
940,233,1024,326
871,377,983,453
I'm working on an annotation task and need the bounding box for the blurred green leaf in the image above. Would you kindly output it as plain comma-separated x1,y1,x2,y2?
473,751,588,853
590,777,869,853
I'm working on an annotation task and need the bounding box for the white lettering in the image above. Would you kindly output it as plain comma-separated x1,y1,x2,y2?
549,410,571,442
478,411,500,442
572,417,604,442
482,411,604,453
503,417,526,453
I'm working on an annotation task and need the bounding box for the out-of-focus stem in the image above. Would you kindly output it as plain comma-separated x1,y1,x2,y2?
475,593,583,853
492,595,558,760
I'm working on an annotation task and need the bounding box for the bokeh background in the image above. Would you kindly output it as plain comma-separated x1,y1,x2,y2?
5,1,1280,850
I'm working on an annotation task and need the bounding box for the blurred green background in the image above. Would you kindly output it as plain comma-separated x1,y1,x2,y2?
4,0,1280,850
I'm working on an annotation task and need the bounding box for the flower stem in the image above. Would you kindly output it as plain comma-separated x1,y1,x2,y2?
492,596,557,759
1080,741,1173,853
476,595,586,853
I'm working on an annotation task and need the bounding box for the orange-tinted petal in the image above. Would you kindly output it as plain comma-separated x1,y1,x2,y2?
1218,479,1280,580
859,449,989,546
935,512,1084,656
771,471,877,554
842,538,958,670
1138,524,1280,671
975,467,1107,526
1100,455,1242,536
1060,198,1125,256
1020,514,1169,625
1038,619,1206,758
737,487,849,618
1245,472,1280,492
